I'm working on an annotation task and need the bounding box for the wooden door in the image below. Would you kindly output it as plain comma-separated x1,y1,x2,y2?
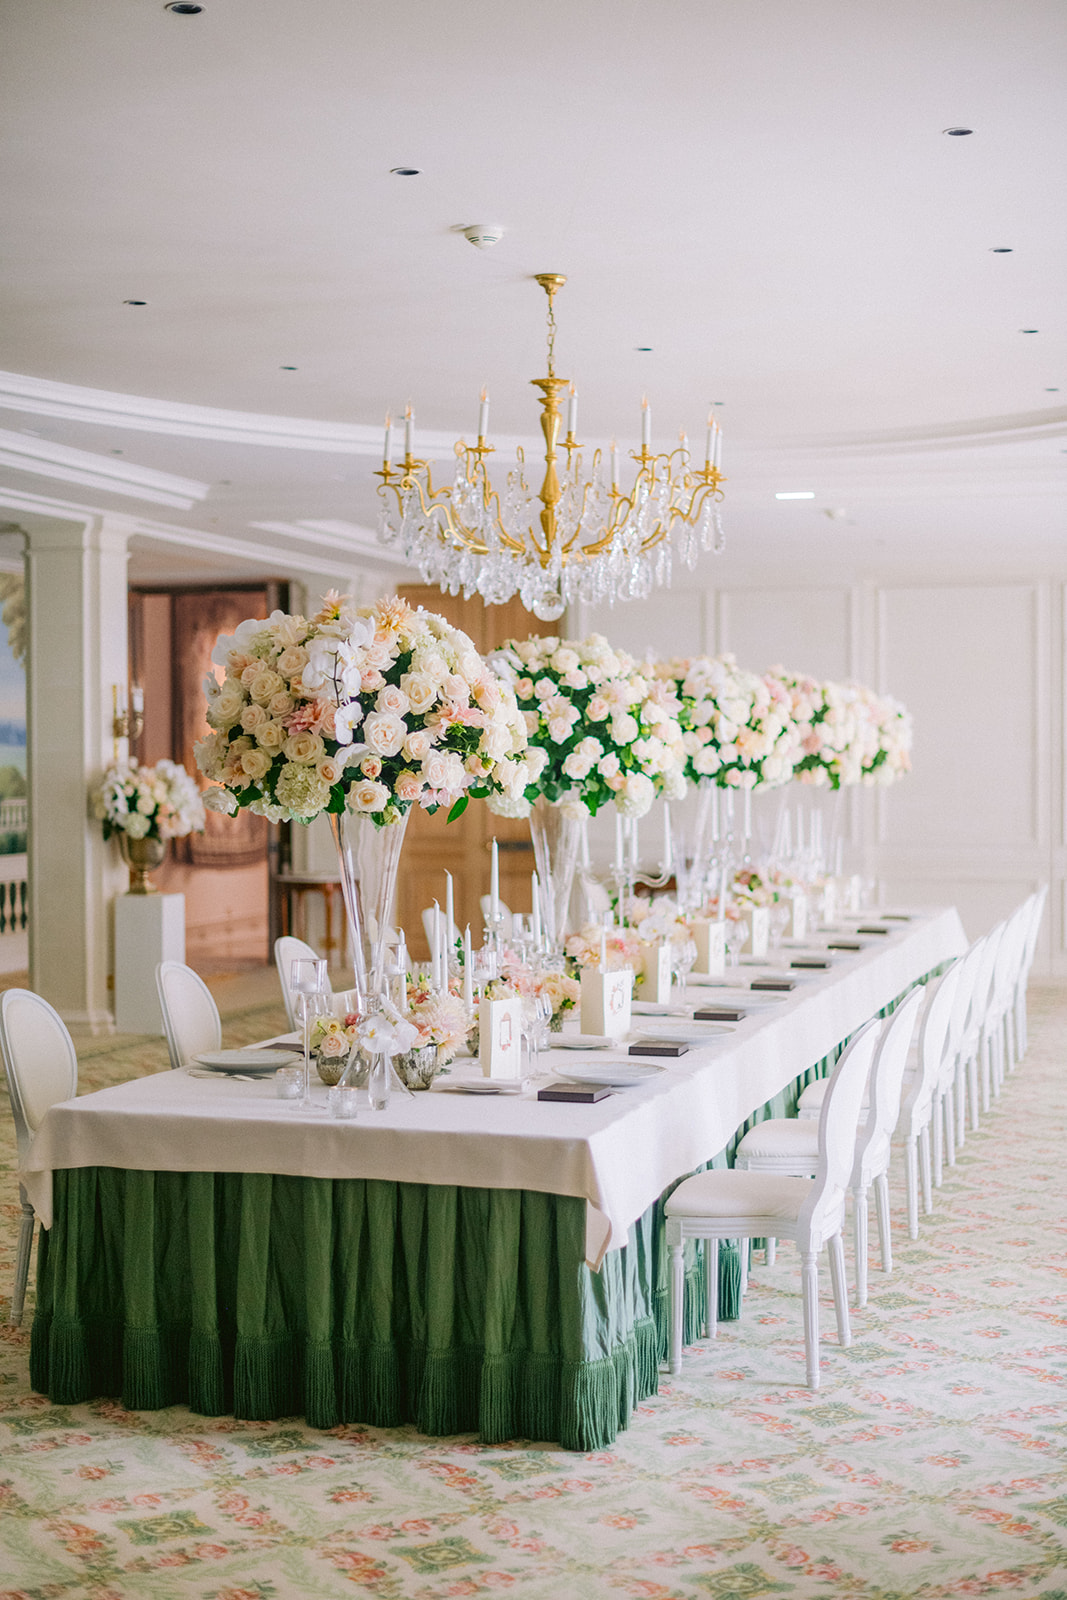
395,589,556,958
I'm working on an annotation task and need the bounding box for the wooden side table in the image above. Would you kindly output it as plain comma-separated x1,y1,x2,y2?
274,873,349,969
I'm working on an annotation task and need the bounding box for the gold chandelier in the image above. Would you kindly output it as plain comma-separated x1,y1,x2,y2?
376,273,725,620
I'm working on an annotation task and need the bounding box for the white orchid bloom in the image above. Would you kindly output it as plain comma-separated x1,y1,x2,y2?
333,703,365,745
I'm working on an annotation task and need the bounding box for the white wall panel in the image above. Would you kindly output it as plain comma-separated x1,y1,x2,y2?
577,590,706,660
719,587,853,680
878,585,1042,850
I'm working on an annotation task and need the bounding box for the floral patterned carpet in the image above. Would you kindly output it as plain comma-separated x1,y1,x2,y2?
1,986,1066,1599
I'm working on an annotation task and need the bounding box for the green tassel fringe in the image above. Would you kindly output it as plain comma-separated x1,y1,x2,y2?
304,1338,338,1430
45,1318,91,1406
233,1334,297,1421
188,1329,226,1415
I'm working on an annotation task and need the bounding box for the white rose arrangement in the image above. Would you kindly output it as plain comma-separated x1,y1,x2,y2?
656,655,799,791
195,592,530,827
95,759,206,842
487,633,686,820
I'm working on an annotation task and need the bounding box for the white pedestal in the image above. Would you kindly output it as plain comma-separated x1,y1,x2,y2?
114,893,186,1034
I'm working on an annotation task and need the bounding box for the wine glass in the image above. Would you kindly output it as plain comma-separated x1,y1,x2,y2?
671,936,697,1004
769,901,790,953
724,918,747,969
292,956,328,1106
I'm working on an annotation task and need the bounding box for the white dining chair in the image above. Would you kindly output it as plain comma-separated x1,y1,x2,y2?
274,934,321,1030
733,986,923,1307
983,904,1029,1105
0,988,79,1325
898,961,961,1238
665,1016,882,1390
1012,885,1047,1066
959,925,1003,1136
155,960,222,1070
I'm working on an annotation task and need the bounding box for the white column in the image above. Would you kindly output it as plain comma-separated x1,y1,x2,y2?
25,514,130,1029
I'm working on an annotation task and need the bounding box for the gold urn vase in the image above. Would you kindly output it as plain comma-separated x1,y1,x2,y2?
118,833,167,894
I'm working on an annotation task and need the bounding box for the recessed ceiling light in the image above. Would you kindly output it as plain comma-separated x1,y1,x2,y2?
165,3,204,12
1021,329,1039,334
122,299,147,306
775,491,815,500
390,167,420,177
634,346,653,352
990,247,1013,253
1047,387,1060,393
110,449,124,456
280,365,298,370
712,400,725,406
943,126,973,136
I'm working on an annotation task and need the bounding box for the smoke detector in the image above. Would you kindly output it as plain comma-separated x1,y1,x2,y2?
460,222,506,251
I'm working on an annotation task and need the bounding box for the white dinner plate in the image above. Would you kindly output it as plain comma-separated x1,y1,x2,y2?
631,1000,689,1016
552,1034,615,1050
634,1020,734,1041
436,1078,526,1094
193,1049,290,1074
556,1063,663,1088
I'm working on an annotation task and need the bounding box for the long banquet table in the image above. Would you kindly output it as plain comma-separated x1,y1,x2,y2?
23,907,965,1450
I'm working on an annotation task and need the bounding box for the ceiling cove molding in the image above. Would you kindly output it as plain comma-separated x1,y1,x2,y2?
250,520,411,566
794,407,1067,456
0,370,460,459
0,487,414,582
0,427,209,508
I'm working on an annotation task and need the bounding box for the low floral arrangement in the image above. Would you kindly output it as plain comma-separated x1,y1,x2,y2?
403,976,470,1064
486,633,686,820
495,958,581,1029
195,592,530,827
655,655,798,790
309,1011,358,1069
565,922,644,973
95,759,206,842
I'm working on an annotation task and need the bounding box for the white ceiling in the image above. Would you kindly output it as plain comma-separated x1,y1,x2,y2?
0,0,1064,592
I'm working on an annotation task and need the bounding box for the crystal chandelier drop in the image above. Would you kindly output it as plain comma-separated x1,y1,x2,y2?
376,273,726,621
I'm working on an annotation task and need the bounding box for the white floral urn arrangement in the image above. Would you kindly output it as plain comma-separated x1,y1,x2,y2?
94,759,206,893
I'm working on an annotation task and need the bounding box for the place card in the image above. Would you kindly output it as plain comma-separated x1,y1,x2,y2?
635,941,672,1004
694,1006,747,1022
791,956,831,969
751,977,796,992
857,925,890,936
691,919,726,979
744,907,770,959
628,1038,689,1057
479,995,523,1080
827,940,863,952
580,966,633,1039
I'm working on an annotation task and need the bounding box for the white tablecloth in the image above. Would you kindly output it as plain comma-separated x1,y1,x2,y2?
22,907,966,1267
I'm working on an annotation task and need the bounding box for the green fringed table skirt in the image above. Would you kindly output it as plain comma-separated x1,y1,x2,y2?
30,1053,836,1450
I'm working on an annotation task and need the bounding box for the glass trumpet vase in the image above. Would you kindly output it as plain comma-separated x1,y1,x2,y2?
528,794,582,956
329,808,410,1013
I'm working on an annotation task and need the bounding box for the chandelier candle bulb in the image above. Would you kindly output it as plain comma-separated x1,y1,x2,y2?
567,385,578,439
641,396,651,449
478,388,489,441
713,420,723,471
131,685,144,715
404,405,414,458
383,413,392,465
705,411,715,466
610,438,619,489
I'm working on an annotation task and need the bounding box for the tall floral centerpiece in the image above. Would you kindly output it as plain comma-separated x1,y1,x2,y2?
196,592,530,1003
487,633,687,949
95,759,206,893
